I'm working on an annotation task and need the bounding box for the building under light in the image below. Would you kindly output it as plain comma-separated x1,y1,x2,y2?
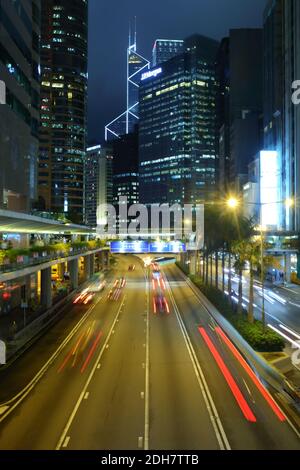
85,145,113,228
0,0,41,212
139,35,219,206
105,26,150,141
38,0,88,224
263,0,300,231
152,39,184,66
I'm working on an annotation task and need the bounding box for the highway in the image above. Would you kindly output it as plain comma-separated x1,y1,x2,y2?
212,266,300,353
0,255,299,450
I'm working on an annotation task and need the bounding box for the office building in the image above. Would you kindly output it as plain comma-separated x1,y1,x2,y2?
85,145,113,227
112,128,139,206
139,35,219,206
152,39,184,66
38,0,88,224
217,29,263,191
263,0,300,231
105,29,149,140
0,0,41,212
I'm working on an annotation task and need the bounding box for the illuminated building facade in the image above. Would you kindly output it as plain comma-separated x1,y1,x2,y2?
139,35,219,206
0,0,41,212
105,28,150,140
85,145,113,227
38,0,88,223
152,39,184,66
263,0,300,231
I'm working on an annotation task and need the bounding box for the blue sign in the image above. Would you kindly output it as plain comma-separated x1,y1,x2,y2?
141,67,162,81
110,241,149,254
110,241,186,254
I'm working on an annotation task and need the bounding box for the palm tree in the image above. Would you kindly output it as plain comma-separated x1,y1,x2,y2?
232,240,249,315
244,240,261,324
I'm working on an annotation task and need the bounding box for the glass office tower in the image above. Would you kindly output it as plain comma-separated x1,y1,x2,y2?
139,35,219,206
38,0,88,223
0,0,41,212
152,39,184,67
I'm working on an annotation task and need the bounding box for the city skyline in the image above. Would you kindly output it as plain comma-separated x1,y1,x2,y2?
1,0,300,457
88,0,265,142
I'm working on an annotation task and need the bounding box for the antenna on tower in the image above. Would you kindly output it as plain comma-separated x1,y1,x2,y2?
128,21,131,49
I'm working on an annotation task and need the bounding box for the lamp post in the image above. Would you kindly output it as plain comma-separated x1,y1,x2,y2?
226,196,294,328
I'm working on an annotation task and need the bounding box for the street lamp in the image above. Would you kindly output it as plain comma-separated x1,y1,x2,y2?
226,197,240,210
226,196,295,327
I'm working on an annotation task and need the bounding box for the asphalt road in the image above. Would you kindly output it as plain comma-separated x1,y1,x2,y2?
0,256,299,450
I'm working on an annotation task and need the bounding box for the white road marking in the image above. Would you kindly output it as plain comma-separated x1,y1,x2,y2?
140,391,145,399
97,364,101,369
84,392,89,400
289,301,300,309
0,290,106,423
243,379,252,397
165,278,230,451
138,436,143,449
62,436,70,448
279,324,300,340
56,298,126,450
0,406,9,415
268,324,300,348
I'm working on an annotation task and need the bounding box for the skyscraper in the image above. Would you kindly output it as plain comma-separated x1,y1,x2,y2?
85,145,113,228
216,29,263,191
152,39,184,66
139,35,219,206
263,0,300,231
105,28,149,140
0,0,41,212
112,128,139,207
38,0,88,223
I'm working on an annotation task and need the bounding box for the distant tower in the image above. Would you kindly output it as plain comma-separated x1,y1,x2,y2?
105,20,150,141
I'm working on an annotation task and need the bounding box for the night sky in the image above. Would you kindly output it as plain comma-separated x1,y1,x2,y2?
88,0,265,143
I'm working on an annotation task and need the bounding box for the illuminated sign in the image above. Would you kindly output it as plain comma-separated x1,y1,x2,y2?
110,241,186,254
141,68,162,81
260,150,280,229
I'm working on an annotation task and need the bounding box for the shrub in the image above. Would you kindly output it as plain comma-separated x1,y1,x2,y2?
177,263,285,352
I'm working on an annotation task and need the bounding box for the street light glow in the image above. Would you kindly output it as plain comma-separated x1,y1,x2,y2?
227,197,239,209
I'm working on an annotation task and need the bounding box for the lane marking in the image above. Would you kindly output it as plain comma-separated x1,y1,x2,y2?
97,364,101,369
243,379,252,398
0,406,9,415
279,324,300,341
62,436,70,448
138,436,143,449
0,292,106,423
199,327,256,423
166,278,230,450
268,324,300,349
173,267,300,440
140,391,145,399
215,326,286,422
84,392,89,400
80,331,103,374
56,298,126,450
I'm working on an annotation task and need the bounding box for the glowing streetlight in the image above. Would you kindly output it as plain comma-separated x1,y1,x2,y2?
226,197,239,209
